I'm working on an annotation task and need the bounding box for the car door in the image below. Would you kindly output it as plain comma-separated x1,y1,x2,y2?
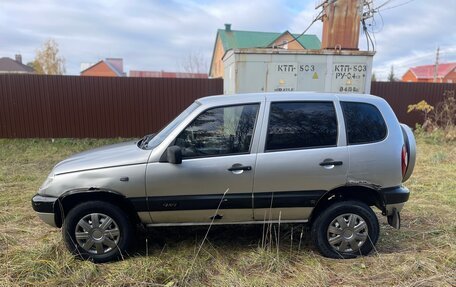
145,103,262,224
253,100,349,222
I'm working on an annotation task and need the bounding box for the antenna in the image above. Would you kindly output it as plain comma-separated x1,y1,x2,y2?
433,47,440,83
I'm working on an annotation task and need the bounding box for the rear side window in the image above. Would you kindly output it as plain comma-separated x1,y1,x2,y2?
266,102,338,151
341,102,387,145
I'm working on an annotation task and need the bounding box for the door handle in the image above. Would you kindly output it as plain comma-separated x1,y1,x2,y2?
228,165,252,171
319,161,343,166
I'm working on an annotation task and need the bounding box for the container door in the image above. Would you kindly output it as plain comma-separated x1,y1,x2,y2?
266,63,298,92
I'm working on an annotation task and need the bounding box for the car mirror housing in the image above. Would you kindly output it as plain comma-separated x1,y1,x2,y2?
166,146,182,164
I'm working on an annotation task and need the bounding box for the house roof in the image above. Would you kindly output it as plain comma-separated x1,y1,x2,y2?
408,62,456,79
0,57,35,73
80,59,126,76
209,28,321,76
104,61,125,77
217,29,321,51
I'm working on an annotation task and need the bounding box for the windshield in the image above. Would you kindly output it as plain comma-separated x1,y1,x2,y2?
143,102,200,149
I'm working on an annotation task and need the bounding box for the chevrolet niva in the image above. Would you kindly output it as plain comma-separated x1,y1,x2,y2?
32,92,416,262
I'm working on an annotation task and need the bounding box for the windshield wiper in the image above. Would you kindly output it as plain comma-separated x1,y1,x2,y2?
138,133,156,149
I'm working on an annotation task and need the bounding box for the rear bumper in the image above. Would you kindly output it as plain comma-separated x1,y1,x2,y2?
31,194,58,227
380,186,410,215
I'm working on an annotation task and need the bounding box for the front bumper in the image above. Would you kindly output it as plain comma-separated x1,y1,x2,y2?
31,194,58,227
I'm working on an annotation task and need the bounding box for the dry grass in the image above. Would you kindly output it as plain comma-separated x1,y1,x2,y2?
0,134,455,286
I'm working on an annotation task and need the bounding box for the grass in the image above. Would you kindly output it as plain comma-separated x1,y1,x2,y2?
0,133,455,286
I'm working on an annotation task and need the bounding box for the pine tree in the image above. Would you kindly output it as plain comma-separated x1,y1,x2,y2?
387,65,397,82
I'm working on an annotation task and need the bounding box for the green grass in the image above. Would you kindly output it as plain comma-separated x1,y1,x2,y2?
0,134,455,286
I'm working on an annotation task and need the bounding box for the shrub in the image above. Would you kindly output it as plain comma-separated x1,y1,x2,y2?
408,95,456,142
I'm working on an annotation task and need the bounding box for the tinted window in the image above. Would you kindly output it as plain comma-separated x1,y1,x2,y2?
266,102,338,151
146,102,200,149
175,104,259,158
341,102,387,144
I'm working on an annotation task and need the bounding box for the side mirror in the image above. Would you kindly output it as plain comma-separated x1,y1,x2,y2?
166,145,182,164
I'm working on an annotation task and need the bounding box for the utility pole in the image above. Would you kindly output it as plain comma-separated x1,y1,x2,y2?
433,47,440,83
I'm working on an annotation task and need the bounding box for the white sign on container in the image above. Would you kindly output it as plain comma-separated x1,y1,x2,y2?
331,64,368,93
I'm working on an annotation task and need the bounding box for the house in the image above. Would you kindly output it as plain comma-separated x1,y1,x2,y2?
129,70,207,78
402,63,456,83
80,58,126,77
209,24,321,78
0,54,35,74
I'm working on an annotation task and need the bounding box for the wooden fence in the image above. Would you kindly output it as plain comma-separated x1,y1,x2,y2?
0,74,454,138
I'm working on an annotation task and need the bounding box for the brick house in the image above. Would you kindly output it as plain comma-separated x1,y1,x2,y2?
402,63,456,83
209,24,321,78
80,58,126,77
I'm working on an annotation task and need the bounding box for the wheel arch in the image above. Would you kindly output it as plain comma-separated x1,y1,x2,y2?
53,188,140,228
309,185,384,223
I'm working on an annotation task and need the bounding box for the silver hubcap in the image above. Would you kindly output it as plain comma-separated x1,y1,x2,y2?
327,213,368,253
75,213,120,255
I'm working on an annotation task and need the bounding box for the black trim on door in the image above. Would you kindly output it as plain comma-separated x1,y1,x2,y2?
253,191,325,209
129,190,326,212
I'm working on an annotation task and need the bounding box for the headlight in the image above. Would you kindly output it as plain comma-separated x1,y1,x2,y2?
39,173,55,193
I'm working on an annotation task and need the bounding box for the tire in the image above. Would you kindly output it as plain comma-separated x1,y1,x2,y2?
62,201,134,263
311,200,379,259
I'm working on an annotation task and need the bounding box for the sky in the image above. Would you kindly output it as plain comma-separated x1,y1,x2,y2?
1,0,455,80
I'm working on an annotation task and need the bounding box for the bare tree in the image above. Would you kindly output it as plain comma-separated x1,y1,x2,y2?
32,38,66,75
180,50,209,74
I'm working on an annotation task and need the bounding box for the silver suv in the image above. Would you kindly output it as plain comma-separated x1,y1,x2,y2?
32,92,416,262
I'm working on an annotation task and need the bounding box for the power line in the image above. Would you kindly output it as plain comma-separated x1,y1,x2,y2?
274,9,324,48
378,0,416,11
360,0,416,51
375,0,396,10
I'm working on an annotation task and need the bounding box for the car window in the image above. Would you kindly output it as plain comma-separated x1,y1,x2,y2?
266,102,338,151
175,104,259,158
145,102,200,149
341,102,387,145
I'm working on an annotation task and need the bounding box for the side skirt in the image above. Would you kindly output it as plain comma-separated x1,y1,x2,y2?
145,219,309,227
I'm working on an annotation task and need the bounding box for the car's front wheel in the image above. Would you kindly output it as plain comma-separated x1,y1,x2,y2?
63,201,134,263
311,200,379,259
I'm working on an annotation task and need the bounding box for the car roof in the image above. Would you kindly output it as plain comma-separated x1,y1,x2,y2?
196,92,384,106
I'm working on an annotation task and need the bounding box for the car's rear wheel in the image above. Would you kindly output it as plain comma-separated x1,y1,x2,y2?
311,200,379,259
63,201,134,263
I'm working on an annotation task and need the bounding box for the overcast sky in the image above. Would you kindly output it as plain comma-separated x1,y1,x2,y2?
1,0,455,80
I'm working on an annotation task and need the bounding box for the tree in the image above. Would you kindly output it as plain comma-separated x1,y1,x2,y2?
371,72,377,82
27,61,44,74
32,39,66,75
180,50,208,74
387,65,398,82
